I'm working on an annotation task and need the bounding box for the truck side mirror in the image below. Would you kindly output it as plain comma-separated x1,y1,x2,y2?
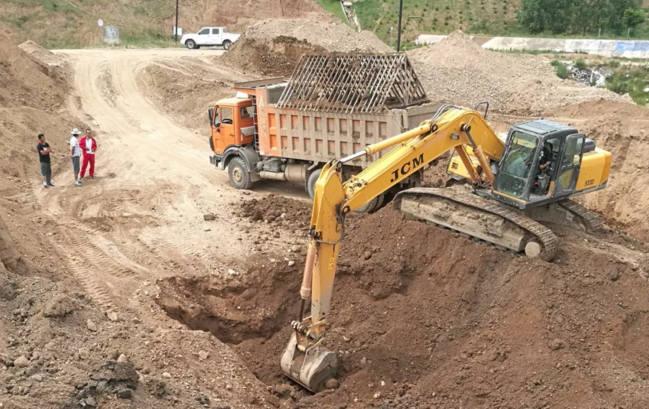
208,108,214,127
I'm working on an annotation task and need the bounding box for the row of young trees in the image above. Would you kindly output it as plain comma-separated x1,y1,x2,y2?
517,0,646,35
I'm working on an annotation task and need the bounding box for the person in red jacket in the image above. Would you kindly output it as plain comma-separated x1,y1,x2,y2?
79,128,97,180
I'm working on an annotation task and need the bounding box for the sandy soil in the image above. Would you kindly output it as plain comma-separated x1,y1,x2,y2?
1,45,307,408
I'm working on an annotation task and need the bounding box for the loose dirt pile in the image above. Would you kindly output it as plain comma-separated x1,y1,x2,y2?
158,195,649,408
222,19,392,76
408,31,631,114
238,193,311,227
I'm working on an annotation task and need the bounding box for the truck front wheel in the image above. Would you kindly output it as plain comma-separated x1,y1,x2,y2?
186,39,197,49
228,157,253,190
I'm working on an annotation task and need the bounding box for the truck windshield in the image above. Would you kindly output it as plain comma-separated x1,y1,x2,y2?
494,131,538,200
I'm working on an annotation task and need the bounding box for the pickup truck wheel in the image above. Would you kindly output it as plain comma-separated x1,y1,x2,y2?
222,40,232,51
307,169,321,199
185,39,197,49
228,157,253,190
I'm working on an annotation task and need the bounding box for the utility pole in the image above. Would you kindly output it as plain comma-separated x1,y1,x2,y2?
396,0,404,52
174,0,179,42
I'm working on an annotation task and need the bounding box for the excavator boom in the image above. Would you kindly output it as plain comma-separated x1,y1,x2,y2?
281,106,504,391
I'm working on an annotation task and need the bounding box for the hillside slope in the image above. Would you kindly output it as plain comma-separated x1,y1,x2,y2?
0,0,331,48
355,0,649,46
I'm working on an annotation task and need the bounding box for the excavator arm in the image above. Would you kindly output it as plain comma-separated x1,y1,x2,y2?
280,106,504,391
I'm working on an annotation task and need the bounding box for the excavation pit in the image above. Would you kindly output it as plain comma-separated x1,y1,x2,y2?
157,202,649,407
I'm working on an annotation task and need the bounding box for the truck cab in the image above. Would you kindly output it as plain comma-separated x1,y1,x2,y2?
208,98,255,155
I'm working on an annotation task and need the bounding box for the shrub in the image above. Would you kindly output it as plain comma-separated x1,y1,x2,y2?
574,58,587,70
555,62,570,79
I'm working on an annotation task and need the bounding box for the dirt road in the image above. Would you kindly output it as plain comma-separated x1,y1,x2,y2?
40,48,305,311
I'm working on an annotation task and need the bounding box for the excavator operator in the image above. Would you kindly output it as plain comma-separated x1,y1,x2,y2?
533,141,553,194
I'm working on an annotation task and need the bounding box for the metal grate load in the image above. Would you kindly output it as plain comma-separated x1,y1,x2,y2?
276,54,428,114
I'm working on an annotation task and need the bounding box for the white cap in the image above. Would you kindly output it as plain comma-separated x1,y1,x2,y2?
71,128,81,135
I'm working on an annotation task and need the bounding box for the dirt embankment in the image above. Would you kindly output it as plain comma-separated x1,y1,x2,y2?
137,59,250,132
222,19,392,76
408,31,631,114
158,194,649,408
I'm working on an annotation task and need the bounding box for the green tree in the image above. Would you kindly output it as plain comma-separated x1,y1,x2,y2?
571,0,610,35
623,8,646,30
606,0,642,33
517,0,573,34
518,0,644,35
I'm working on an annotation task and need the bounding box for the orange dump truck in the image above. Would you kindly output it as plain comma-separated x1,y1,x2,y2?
208,54,433,199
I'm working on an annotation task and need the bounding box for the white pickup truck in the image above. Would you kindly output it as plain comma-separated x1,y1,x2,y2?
180,27,240,50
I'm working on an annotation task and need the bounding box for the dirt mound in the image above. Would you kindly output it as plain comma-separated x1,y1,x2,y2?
18,40,65,66
238,194,311,226
225,35,329,77
0,36,66,110
158,195,649,407
408,31,630,114
222,19,392,76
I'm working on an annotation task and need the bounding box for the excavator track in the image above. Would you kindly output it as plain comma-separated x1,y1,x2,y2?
394,187,558,261
557,200,603,232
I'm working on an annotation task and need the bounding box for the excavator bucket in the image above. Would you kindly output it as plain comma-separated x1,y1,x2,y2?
280,333,338,392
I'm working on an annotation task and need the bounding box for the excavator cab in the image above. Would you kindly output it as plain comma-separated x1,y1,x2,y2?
449,120,610,210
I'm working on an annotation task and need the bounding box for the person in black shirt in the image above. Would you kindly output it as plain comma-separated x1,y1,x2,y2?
37,133,54,188
538,142,553,172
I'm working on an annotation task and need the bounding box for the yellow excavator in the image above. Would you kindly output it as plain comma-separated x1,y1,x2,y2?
280,104,611,392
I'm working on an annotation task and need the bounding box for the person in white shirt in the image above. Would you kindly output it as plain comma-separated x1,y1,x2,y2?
70,129,82,186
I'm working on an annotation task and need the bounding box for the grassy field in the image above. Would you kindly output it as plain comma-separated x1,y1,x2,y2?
354,0,649,44
315,0,348,23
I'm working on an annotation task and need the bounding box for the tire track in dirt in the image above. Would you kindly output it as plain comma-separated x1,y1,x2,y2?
35,48,276,311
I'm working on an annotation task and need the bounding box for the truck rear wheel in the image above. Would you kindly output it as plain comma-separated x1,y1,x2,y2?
185,39,197,49
307,169,321,199
228,157,253,190
223,40,232,51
